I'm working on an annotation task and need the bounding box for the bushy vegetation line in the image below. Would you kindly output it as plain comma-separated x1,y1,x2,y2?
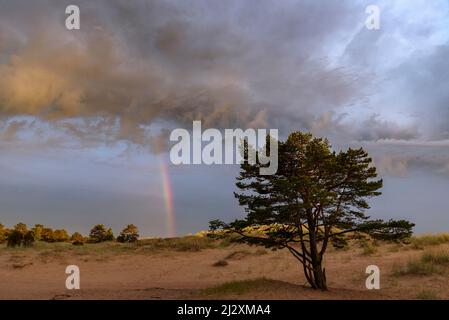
0,222,234,252
0,222,140,247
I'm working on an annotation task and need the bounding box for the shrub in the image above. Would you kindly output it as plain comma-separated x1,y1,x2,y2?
7,230,23,248
70,232,84,246
89,224,110,243
14,222,28,234
105,228,114,241
117,224,139,243
40,228,55,242
53,229,69,242
23,231,35,247
0,224,8,243
31,224,44,241
6,223,35,247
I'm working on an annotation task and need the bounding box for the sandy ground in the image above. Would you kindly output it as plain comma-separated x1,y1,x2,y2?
1,240,448,300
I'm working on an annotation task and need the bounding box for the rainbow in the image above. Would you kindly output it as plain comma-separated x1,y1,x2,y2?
159,157,176,237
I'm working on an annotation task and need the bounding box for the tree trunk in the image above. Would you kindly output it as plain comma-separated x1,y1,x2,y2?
300,258,327,290
311,263,327,290
304,208,328,290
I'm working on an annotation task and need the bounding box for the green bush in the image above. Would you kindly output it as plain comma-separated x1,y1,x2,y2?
31,224,44,241
53,229,69,242
14,223,27,234
0,223,8,243
41,228,55,242
7,230,23,248
23,231,35,247
105,228,114,241
6,223,35,247
89,224,113,243
70,232,84,245
117,224,139,243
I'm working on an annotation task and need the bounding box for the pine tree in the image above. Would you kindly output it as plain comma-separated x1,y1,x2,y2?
212,132,414,290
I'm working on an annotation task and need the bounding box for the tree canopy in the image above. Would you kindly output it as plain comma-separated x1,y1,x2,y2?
117,224,140,243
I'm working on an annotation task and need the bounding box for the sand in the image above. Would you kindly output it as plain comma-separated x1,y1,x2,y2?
1,240,448,300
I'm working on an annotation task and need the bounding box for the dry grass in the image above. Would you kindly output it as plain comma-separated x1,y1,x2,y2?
0,235,237,265
361,243,377,256
2,233,449,299
416,290,439,300
202,278,274,296
393,250,449,276
134,236,236,253
410,233,449,249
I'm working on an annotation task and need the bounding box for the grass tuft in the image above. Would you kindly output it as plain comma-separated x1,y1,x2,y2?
203,278,274,296
416,290,439,300
225,250,250,260
393,251,449,276
133,236,231,253
212,260,228,267
361,243,377,256
410,233,449,249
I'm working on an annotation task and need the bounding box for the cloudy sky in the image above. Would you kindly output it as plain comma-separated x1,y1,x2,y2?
0,0,448,236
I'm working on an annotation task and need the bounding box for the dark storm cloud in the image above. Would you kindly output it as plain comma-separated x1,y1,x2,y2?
0,0,448,174
362,139,449,177
389,45,449,140
0,0,367,142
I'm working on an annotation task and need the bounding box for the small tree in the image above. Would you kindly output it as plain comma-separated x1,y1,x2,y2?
32,224,44,241
40,228,55,242
53,229,69,242
89,224,109,243
105,228,114,241
23,231,35,247
0,224,8,243
14,223,28,234
117,224,139,243
70,232,84,246
7,230,23,248
7,223,35,247
213,132,414,290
